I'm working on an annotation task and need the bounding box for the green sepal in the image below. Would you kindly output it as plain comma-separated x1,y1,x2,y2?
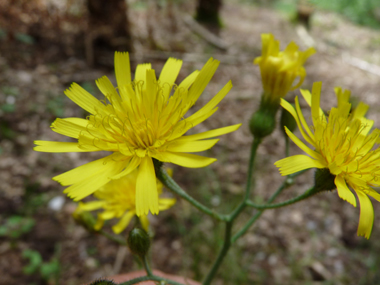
127,228,151,258
314,168,336,192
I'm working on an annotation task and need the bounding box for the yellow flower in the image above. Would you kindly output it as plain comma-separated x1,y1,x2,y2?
275,82,380,238
34,52,241,216
77,168,175,234
254,33,315,104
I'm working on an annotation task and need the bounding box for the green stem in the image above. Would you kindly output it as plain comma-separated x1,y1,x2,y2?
202,137,262,285
119,274,185,285
246,186,317,210
142,255,153,277
157,167,227,222
231,171,307,243
202,221,232,285
226,137,262,222
99,230,127,246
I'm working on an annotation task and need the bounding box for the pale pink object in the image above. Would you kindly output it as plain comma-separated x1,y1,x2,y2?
87,270,200,285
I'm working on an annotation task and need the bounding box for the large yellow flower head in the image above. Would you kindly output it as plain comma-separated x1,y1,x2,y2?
275,82,380,239
254,33,315,104
35,52,241,216
76,168,175,234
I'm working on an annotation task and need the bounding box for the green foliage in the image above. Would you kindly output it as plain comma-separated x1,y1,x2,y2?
15,33,35,45
2,86,19,96
47,94,65,117
0,103,15,113
272,0,380,29
81,81,97,94
40,258,60,280
0,216,35,239
22,249,43,274
22,249,61,281
23,182,48,215
0,121,16,139
310,0,380,29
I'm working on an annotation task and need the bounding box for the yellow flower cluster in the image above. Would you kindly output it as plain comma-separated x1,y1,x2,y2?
276,82,380,238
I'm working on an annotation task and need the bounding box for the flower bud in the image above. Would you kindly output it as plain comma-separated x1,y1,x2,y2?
127,228,150,257
249,107,276,139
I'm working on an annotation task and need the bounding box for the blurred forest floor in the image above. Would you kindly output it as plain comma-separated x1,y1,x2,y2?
1,0,380,284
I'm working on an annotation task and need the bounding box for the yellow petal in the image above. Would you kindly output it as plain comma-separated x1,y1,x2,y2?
170,108,218,140
99,210,117,220
96,76,121,109
353,102,369,119
166,139,219,153
114,51,131,88
145,69,157,111
275,155,325,176
300,88,326,123
51,118,89,139
354,190,374,239
158,57,182,100
188,80,232,121
134,63,152,87
188,58,219,102
334,175,357,207
60,156,127,201
178,70,199,91
110,156,140,180
284,128,323,161
54,153,125,186
94,215,104,231
280,99,316,147
158,198,176,210
78,201,106,211
175,124,241,142
366,188,380,203
294,96,315,141
311,82,323,126
136,157,158,216
34,141,99,153
138,215,150,232
156,152,216,168
64,83,105,115
112,211,135,234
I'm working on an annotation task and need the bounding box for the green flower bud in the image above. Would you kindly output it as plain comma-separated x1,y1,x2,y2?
249,107,277,138
280,104,297,135
314,168,336,192
127,228,150,257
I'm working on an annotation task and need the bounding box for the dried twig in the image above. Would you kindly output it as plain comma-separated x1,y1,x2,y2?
181,14,229,51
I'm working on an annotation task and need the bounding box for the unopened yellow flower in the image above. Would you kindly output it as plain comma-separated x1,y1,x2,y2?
77,168,175,234
275,82,380,238
34,52,241,216
254,33,315,103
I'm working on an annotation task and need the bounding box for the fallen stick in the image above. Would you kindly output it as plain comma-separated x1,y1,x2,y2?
181,14,229,51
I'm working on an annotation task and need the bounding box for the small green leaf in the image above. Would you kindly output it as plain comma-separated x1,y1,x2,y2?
22,249,43,274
